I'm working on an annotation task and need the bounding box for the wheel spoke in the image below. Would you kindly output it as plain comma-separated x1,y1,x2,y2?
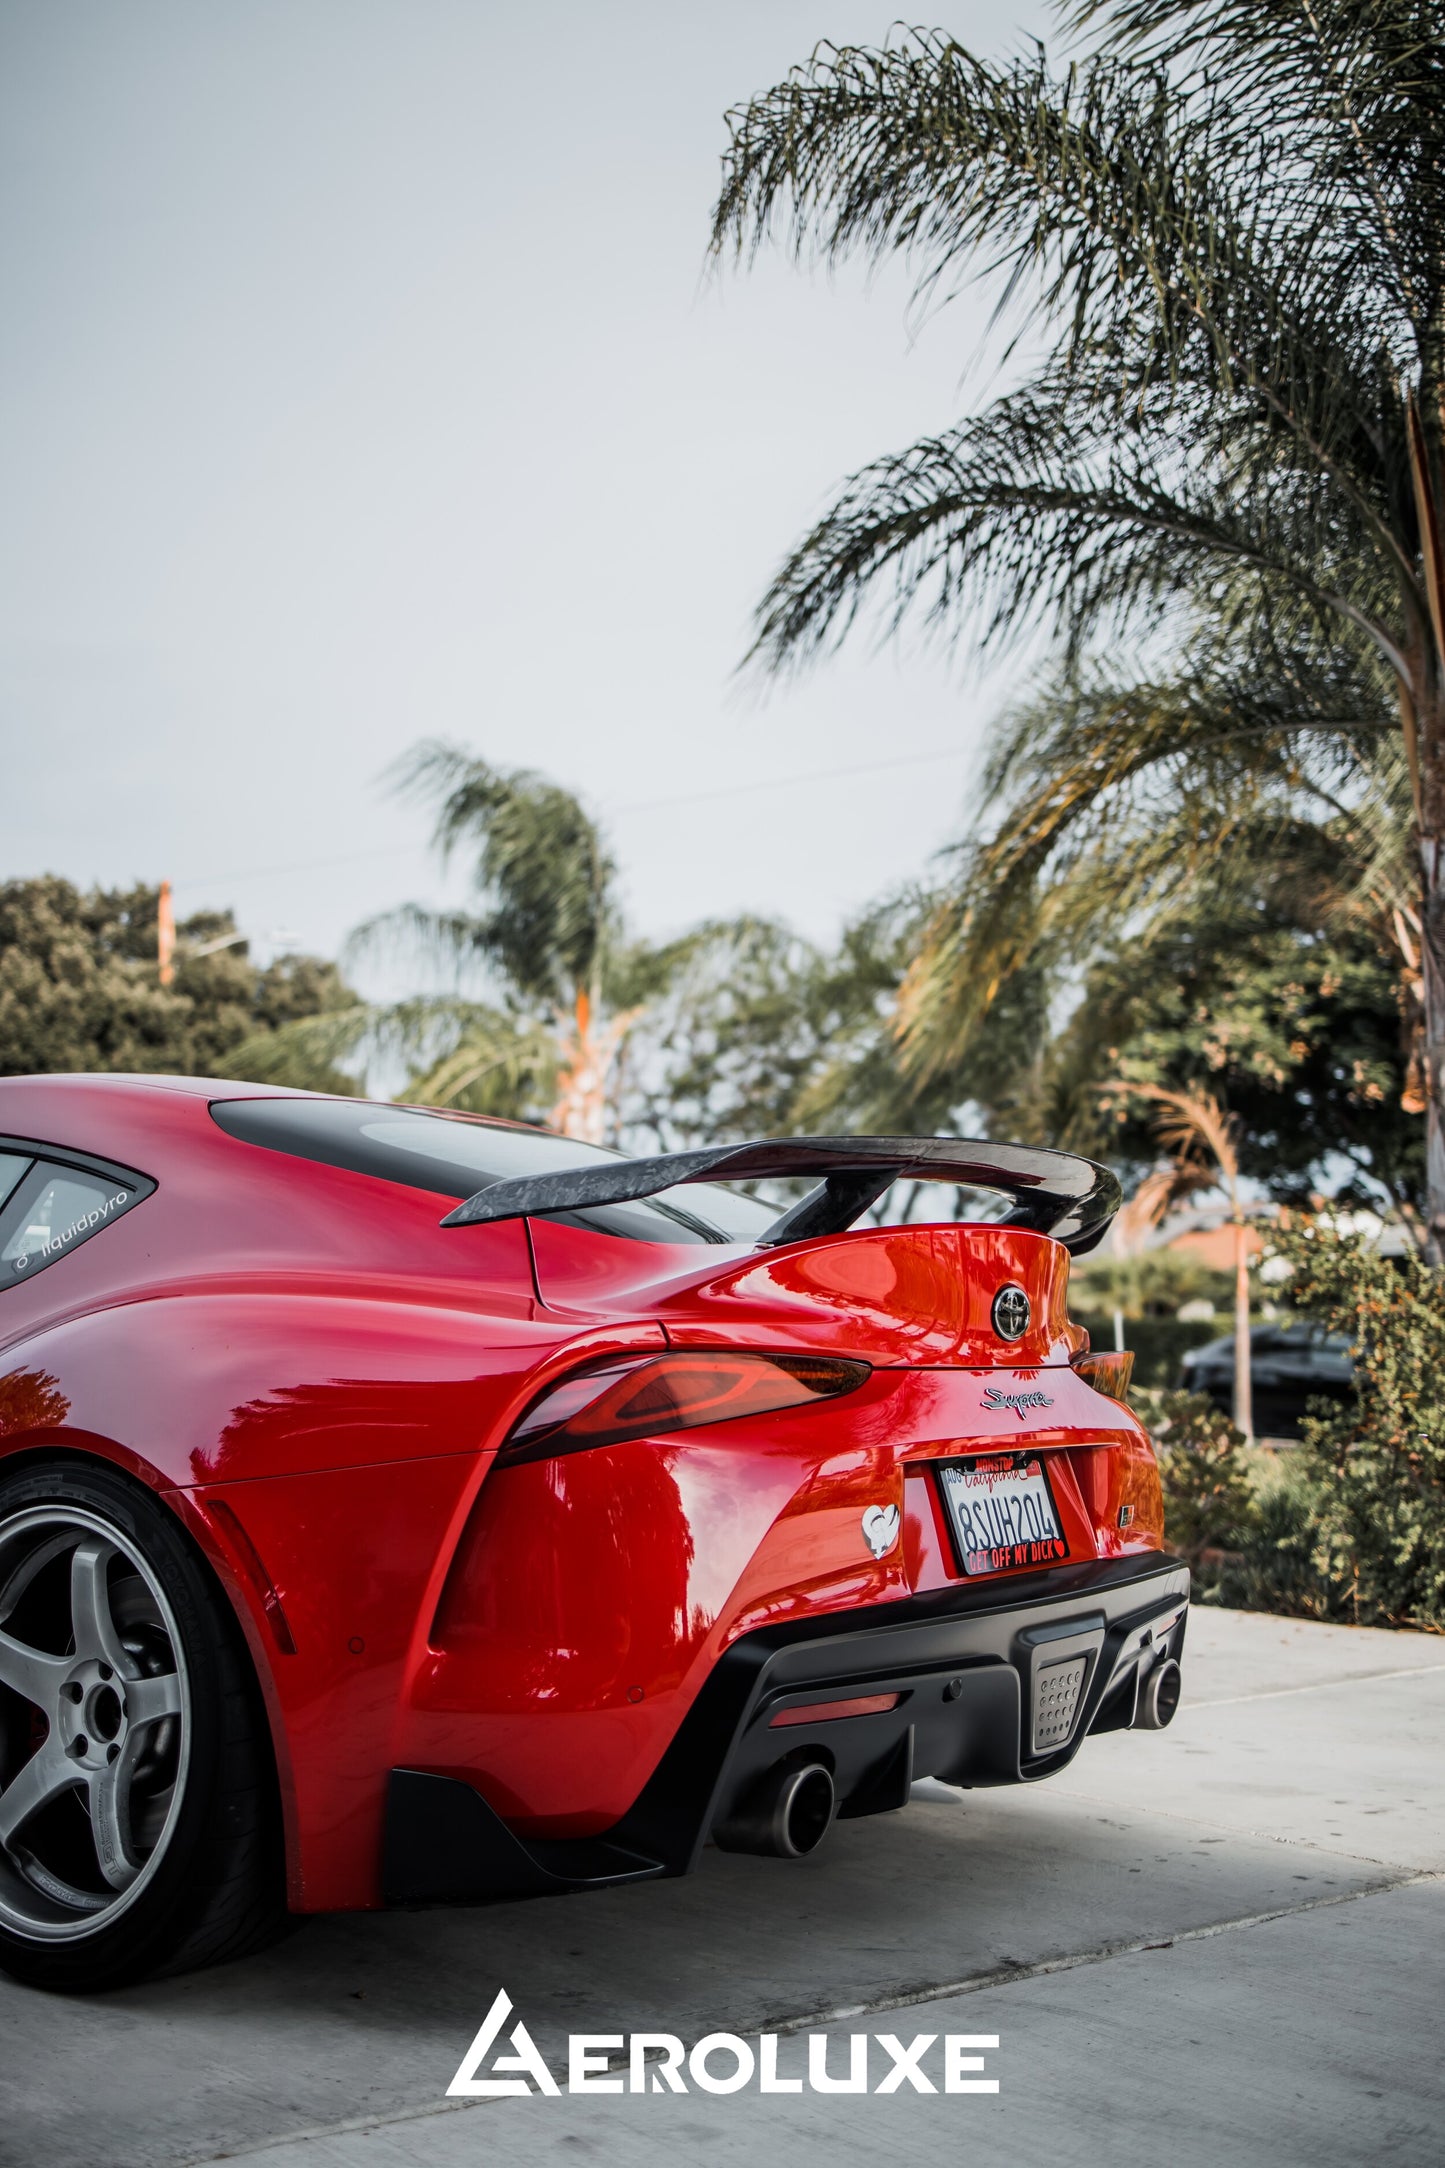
86,1748,142,1891
0,1742,76,1849
70,1538,133,1675
0,1626,68,1710
124,1671,182,1726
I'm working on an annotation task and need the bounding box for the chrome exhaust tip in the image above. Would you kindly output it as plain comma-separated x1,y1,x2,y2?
714,1759,837,1857
1135,1656,1182,1730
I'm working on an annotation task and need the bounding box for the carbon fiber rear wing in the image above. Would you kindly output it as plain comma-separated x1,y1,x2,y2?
440,1135,1121,1255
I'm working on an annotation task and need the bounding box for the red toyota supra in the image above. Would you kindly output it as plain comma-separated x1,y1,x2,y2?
0,1074,1187,1991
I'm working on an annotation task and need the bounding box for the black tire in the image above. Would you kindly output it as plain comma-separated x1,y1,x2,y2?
0,1458,290,1992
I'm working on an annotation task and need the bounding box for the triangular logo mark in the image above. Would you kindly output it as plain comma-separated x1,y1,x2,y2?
446,1988,562,2097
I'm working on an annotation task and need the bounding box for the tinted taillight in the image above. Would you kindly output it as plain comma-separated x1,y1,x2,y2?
498,1350,871,1466
1073,1350,1135,1403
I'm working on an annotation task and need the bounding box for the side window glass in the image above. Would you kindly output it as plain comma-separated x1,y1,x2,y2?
0,1163,139,1284
0,1153,31,1211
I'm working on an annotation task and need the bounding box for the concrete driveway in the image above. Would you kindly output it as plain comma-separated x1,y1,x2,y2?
2,1608,1441,2168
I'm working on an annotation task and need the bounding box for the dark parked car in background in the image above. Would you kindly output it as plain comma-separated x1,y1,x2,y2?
1179,1323,1354,1438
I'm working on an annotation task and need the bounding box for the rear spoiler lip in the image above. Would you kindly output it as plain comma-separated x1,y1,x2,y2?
439,1135,1122,1257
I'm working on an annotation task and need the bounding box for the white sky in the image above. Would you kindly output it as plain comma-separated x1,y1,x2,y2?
0,0,1050,985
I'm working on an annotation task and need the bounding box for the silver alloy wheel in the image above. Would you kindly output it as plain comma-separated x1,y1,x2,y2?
0,1505,191,1941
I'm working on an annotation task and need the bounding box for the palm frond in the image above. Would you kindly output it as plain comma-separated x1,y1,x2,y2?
378,742,619,1006
895,631,1403,1080
1075,1,1445,336
223,1005,374,1092
746,364,1415,680
403,1012,558,1118
714,21,1434,696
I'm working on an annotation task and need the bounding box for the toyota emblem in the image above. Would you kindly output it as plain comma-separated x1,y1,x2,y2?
991,1284,1031,1341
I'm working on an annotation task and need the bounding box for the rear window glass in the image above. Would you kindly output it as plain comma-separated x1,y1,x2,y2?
210,1097,775,1246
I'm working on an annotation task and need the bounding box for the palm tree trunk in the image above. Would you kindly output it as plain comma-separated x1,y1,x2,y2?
551,988,639,1145
1422,835,1445,1261
1232,1214,1253,1442
1404,399,1445,1259
552,988,605,1144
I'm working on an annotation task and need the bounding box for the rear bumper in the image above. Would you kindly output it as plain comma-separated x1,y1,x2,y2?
383,1550,1189,1905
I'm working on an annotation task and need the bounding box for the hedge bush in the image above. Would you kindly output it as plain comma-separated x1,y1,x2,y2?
1134,1227,1445,1631
1131,1387,1256,1564
1272,1223,1445,1630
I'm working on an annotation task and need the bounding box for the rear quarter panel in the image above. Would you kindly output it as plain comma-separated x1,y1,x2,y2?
0,1286,666,1908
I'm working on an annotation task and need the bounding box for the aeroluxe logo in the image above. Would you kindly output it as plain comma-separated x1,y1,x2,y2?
448,1990,999,2098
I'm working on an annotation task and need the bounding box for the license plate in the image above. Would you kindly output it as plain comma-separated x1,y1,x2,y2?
938,1456,1069,1576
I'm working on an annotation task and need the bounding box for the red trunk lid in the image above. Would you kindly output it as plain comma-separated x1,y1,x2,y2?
527,1218,1087,1368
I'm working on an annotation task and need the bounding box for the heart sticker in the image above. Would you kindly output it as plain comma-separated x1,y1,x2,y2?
861,1503,901,1559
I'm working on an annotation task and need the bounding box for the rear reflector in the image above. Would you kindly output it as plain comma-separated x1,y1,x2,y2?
770,1692,902,1729
1032,1656,1087,1752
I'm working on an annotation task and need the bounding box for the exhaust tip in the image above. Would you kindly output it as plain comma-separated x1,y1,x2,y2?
778,1762,836,1856
714,1759,837,1857
1136,1656,1182,1730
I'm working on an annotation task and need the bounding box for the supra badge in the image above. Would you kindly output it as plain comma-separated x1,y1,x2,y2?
991,1284,1031,1341
860,1503,901,1558
981,1384,1055,1419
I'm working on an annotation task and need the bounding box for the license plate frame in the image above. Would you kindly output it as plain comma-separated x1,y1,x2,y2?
935,1452,1071,1578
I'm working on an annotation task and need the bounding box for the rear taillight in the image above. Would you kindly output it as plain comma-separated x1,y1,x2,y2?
1073,1350,1135,1403
498,1350,871,1467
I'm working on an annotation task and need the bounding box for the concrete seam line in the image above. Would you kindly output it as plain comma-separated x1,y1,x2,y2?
1044,1786,1433,1869
1184,1660,1445,1711
756,1869,1441,2035
180,1870,1440,2166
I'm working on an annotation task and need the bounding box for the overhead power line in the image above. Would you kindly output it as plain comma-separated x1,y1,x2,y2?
169,743,971,893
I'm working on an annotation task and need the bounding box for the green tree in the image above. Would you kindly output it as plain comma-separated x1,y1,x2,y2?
712,4,1445,1250
0,877,356,1088
961,857,1422,1215
623,903,941,1149
1096,909,1419,1206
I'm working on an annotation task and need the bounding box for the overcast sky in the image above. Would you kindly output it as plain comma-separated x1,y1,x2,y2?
0,0,1050,984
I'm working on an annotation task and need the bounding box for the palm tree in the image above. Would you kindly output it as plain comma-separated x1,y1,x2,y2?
353,744,646,1142
711,4,1445,1252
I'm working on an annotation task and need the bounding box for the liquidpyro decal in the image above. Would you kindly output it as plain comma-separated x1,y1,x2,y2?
980,1386,1055,1420
8,1189,130,1273
860,1503,901,1558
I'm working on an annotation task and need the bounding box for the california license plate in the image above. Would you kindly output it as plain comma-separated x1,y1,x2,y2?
938,1456,1069,1576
